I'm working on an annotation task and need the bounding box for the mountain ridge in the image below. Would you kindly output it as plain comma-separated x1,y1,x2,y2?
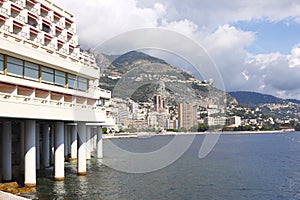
229,91,300,106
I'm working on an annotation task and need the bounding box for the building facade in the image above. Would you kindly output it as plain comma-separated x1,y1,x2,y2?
178,103,197,130
0,0,111,187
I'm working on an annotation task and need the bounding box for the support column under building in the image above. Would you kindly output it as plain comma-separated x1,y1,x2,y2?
20,122,25,172
97,126,103,159
50,125,54,166
70,125,77,162
77,122,87,176
42,123,50,168
86,126,91,160
54,121,64,181
24,120,36,187
2,121,12,181
64,125,68,159
36,123,40,170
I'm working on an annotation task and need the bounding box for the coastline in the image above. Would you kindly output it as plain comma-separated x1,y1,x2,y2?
102,129,294,139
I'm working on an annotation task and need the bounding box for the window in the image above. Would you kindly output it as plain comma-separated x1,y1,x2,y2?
68,74,77,89
0,54,3,73
78,77,88,91
41,66,54,83
24,61,39,80
7,56,23,77
54,70,65,86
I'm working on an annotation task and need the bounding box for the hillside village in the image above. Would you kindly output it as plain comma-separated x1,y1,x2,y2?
92,50,300,133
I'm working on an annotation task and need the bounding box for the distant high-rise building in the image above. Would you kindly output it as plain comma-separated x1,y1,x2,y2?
154,95,166,113
178,103,197,130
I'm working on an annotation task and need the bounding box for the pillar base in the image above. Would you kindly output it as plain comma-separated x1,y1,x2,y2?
77,172,87,176
54,177,65,181
68,158,77,163
24,183,36,187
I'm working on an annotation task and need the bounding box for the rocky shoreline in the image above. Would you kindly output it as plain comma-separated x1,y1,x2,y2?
0,182,34,199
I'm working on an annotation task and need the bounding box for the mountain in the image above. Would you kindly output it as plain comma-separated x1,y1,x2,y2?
229,91,300,106
89,49,236,107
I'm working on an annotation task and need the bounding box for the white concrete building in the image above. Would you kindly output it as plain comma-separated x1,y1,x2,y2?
0,0,111,187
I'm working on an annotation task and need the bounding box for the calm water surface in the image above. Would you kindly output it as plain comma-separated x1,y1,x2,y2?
34,132,300,200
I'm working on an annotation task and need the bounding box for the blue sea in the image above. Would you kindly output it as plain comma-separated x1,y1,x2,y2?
34,132,300,200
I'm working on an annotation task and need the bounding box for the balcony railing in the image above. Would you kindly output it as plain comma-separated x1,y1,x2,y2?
17,31,27,38
26,6,38,14
68,27,74,32
0,7,8,15
0,24,9,32
69,39,76,45
47,43,55,50
12,0,23,7
71,52,78,57
34,37,42,44
55,21,64,27
59,48,67,54
57,34,66,41
11,14,26,23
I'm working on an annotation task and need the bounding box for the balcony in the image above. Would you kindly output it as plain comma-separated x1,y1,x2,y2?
0,90,106,121
11,12,25,23
26,6,38,14
17,31,27,39
0,24,9,32
11,0,23,7
0,7,8,15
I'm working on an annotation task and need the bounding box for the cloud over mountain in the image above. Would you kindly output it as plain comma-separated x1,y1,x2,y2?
53,0,300,99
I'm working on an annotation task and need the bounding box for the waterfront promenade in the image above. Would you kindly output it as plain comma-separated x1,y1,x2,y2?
0,191,29,200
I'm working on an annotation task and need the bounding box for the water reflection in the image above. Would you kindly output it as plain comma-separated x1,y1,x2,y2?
53,181,65,199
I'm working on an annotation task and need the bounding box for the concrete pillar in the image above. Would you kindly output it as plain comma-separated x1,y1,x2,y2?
86,126,91,160
92,128,97,150
70,126,77,161
54,121,64,181
50,125,54,165
36,123,40,170
67,126,71,157
97,126,103,159
2,121,12,181
20,122,25,172
42,123,50,168
64,125,68,158
77,122,86,176
24,120,36,187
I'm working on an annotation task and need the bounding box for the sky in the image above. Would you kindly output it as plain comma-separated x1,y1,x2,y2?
53,0,300,99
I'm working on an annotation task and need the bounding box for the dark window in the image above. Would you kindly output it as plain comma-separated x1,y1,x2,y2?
54,70,65,86
0,54,3,73
68,74,77,89
7,56,23,77
78,77,88,91
24,61,39,80
41,66,54,83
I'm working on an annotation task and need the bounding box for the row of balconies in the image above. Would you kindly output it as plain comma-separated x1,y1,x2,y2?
0,25,98,68
2,0,75,32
